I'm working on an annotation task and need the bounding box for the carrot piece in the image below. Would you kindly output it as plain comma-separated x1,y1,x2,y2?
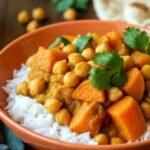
122,67,145,102
107,96,147,141
106,31,122,50
70,101,105,137
26,47,68,73
73,80,106,103
63,35,76,43
131,51,150,68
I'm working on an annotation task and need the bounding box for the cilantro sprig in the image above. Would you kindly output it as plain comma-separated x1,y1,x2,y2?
89,52,127,90
93,52,124,71
124,27,150,54
75,35,93,53
51,0,89,13
49,37,70,48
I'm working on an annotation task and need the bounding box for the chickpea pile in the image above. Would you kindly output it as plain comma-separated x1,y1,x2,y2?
17,7,46,32
17,7,78,32
16,31,150,145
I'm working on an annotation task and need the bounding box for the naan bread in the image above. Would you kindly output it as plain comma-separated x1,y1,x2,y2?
93,0,150,26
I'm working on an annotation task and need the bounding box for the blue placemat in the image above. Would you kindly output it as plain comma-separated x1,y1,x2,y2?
0,121,26,150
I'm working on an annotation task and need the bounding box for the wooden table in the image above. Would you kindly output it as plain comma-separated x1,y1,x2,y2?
0,0,97,49
0,0,97,149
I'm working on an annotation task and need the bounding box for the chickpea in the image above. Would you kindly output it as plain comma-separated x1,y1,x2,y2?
110,137,123,144
55,108,71,125
36,94,46,104
17,10,31,24
82,48,95,61
26,55,35,66
32,7,46,21
108,87,123,102
95,42,111,53
122,55,135,70
53,60,68,74
68,53,85,66
118,44,129,56
16,81,29,95
29,78,45,96
63,44,77,54
63,8,77,21
145,80,150,91
141,65,150,80
94,134,109,145
64,71,80,87
44,98,62,113
74,62,91,77
140,102,150,119
26,20,39,32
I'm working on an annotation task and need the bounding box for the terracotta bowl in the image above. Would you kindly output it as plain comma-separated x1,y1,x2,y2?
0,20,150,150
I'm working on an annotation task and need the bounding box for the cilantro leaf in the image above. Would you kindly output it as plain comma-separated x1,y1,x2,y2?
89,52,126,90
93,52,124,71
74,0,89,10
111,71,127,87
75,35,93,53
124,27,149,52
89,68,112,90
52,0,74,13
49,37,70,48
51,0,89,12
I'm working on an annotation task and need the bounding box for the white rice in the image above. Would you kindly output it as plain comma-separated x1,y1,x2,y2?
3,65,150,144
3,65,97,145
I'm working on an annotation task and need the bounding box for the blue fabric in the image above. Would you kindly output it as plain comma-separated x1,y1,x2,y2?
0,122,24,150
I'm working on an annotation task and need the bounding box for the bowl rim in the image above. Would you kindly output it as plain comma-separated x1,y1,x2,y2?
0,20,150,149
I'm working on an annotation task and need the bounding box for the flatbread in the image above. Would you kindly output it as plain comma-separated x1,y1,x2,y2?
93,0,150,26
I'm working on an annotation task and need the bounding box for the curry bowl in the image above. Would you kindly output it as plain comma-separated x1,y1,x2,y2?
0,20,150,150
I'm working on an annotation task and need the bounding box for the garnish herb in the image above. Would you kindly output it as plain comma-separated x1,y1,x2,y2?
110,71,127,87
93,52,124,71
75,35,93,53
51,0,89,13
73,0,88,10
89,67,112,90
124,27,150,54
49,37,70,48
89,52,127,90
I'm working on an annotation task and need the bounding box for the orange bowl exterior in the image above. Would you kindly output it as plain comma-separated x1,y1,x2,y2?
0,20,150,150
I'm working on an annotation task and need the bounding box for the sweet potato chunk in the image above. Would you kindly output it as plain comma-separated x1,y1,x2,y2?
63,35,76,42
131,51,150,68
106,31,122,49
107,96,147,141
73,80,106,103
26,47,68,73
70,101,105,137
122,67,145,102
